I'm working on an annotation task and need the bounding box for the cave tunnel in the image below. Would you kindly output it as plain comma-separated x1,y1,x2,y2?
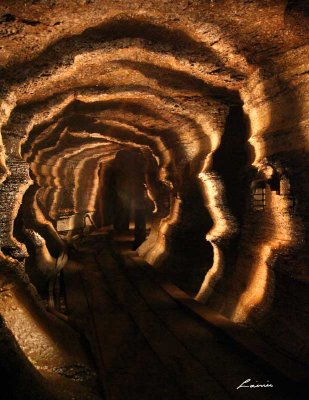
0,1,309,399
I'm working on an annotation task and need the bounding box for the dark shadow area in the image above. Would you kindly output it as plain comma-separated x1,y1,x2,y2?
211,104,252,287
286,0,309,17
97,149,154,250
0,316,55,400
157,172,214,297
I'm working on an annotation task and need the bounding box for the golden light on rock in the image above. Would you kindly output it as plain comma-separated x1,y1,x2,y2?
0,1,308,399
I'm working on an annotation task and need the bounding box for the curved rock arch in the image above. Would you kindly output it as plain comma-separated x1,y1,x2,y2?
0,4,308,397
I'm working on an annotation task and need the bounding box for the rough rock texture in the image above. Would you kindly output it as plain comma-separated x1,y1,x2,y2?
0,0,308,397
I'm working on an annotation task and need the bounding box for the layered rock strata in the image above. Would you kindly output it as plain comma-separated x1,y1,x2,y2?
0,0,308,396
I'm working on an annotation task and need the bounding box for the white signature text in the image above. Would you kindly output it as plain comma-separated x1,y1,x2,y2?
237,378,274,389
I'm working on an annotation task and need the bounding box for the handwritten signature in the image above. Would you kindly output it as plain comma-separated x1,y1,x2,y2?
237,378,274,389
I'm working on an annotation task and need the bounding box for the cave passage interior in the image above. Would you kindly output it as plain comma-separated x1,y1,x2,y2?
0,1,309,399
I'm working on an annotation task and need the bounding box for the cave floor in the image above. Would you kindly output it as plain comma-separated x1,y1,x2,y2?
61,232,306,400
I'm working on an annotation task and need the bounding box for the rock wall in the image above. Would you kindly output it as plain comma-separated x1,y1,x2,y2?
0,0,308,390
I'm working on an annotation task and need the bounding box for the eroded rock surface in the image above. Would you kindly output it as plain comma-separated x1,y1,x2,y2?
0,0,308,398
